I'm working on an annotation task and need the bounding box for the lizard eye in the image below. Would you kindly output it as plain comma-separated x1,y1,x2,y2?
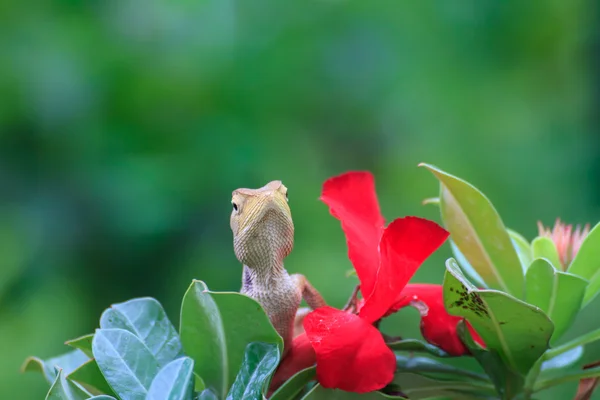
232,202,239,212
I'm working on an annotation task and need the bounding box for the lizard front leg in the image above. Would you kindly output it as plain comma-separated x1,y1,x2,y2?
291,274,326,336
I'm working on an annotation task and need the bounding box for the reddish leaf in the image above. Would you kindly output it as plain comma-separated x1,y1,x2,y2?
359,218,449,323
391,284,485,356
320,172,385,298
303,306,396,393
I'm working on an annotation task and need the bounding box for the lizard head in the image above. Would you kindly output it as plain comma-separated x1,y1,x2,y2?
230,180,294,270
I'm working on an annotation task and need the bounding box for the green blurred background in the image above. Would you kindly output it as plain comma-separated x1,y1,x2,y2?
1,1,598,398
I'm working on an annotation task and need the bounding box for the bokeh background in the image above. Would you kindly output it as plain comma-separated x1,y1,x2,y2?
1,1,598,398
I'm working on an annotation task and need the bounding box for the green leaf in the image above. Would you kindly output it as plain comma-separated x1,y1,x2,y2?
65,334,95,358
449,240,487,288
422,197,440,205
226,342,280,400
269,367,316,400
545,326,600,360
388,373,496,400
46,369,90,400
444,258,553,375
568,223,600,306
525,258,587,342
395,355,489,382
508,229,532,273
194,373,206,392
302,384,401,399
147,357,194,400
179,280,282,398
196,389,219,400
92,328,161,400
421,163,524,297
457,321,524,398
534,366,600,392
387,339,450,358
541,346,583,371
22,350,90,383
531,237,562,271
100,297,182,366
67,359,117,397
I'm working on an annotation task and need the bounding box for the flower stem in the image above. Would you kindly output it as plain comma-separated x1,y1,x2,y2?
545,326,600,359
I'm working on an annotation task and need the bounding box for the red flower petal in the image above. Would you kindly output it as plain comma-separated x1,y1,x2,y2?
359,218,449,324
303,306,396,393
320,172,385,299
269,333,316,394
392,284,485,356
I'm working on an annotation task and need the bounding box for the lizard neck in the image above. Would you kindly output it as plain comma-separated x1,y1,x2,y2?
242,262,287,293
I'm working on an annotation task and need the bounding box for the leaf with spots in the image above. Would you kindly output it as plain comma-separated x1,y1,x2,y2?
443,258,554,375
456,321,524,398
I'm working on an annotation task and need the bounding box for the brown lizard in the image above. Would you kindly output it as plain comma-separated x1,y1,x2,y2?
230,180,326,355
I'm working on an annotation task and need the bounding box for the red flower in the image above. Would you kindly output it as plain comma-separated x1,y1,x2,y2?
391,284,483,356
302,172,451,393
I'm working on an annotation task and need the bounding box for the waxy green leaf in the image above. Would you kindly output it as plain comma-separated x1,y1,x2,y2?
226,342,280,400
541,346,583,371
194,373,206,392
457,321,524,398
302,384,401,399
179,280,282,398
65,334,94,358
197,389,219,400
146,357,194,400
534,366,600,393
395,355,488,382
568,223,600,306
421,163,524,297
546,326,600,362
525,258,587,342
444,258,553,375
508,229,532,273
531,237,562,271
269,367,316,400
22,350,89,384
46,369,90,400
100,297,182,367
449,240,487,288
92,328,160,400
387,339,450,358
68,359,116,397
388,373,495,400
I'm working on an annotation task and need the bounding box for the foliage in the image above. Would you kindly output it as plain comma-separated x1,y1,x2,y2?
24,284,282,400
2,1,595,399
22,166,600,399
